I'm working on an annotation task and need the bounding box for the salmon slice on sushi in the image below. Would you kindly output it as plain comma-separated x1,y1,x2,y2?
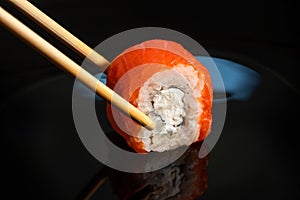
106,39,213,153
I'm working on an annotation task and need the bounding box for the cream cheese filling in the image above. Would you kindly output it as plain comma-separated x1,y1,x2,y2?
136,64,203,152
152,88,186,134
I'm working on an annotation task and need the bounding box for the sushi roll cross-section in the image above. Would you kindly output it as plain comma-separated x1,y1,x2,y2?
106,39,213,153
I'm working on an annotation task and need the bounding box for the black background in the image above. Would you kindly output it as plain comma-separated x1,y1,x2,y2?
0,0,298,100
0,0,299,199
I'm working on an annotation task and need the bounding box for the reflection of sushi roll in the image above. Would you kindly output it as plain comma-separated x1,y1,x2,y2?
106,40,213,153
108,142,209,200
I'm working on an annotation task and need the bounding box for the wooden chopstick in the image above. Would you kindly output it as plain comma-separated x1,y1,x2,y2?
9,0,109,71
0,7,156,130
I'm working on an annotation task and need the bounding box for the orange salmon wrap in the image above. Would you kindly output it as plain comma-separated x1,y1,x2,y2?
106,39,213,153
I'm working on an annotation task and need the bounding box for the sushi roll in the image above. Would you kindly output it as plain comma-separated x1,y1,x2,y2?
106,39,213,153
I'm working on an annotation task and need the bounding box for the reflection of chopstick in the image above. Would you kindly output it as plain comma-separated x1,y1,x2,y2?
9,0,108,71
78,167,108,200
0,7,156,130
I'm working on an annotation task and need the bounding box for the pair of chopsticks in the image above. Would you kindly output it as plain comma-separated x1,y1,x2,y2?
0,0,155,130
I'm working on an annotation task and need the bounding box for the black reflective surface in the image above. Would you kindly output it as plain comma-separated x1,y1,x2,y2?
0,51,299,199
79,142,209,200
0,0,299,199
